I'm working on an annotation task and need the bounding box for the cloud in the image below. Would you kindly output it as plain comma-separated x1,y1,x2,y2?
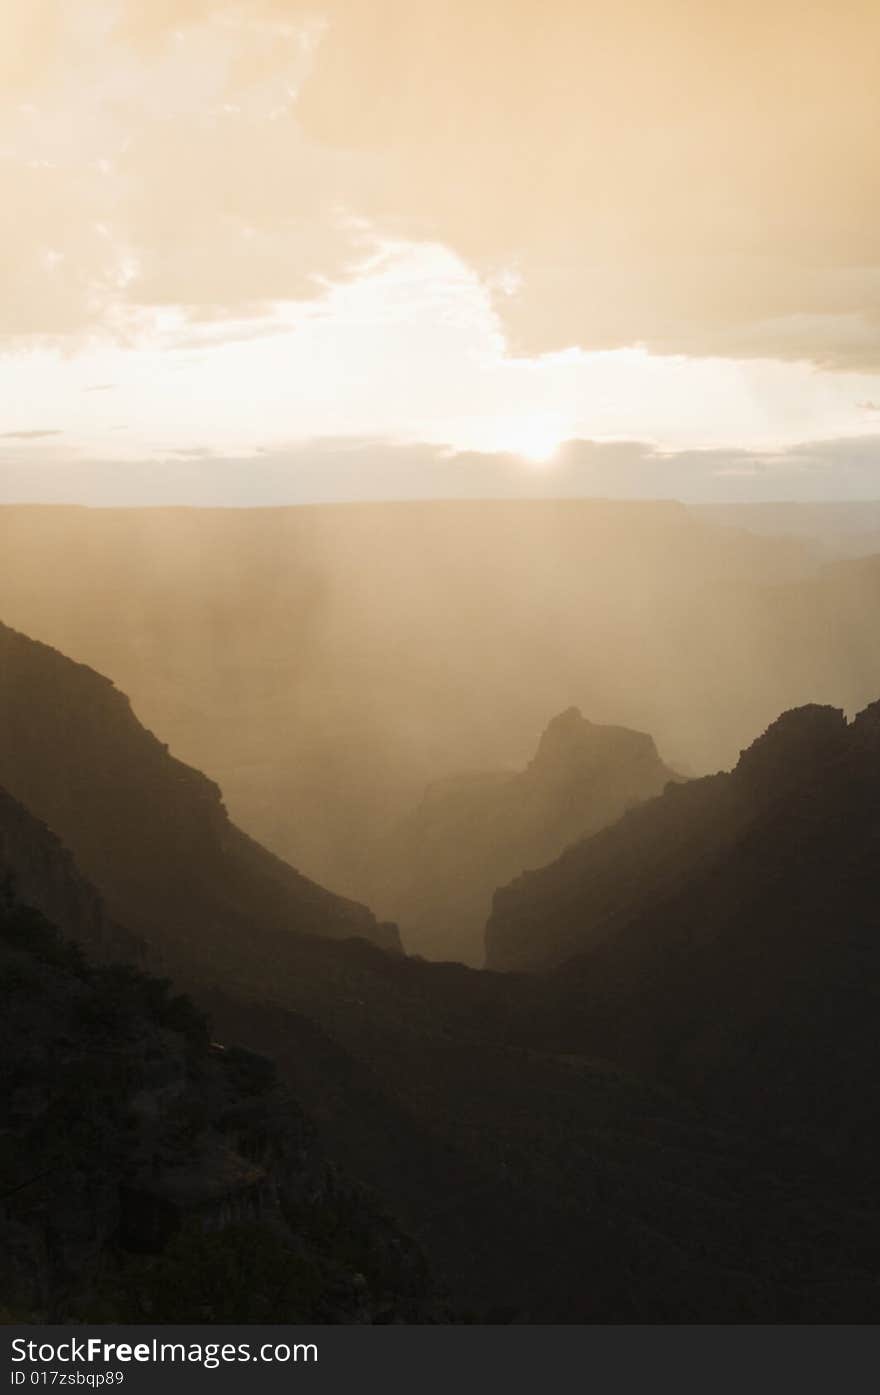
2,2,880,369
285,1,880,369
3,432,880,507
0,429,62,439
0,3,367,338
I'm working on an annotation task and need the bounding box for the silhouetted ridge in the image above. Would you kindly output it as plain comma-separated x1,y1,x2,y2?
487,698,880,1151
487,701,873,973
371,706,676,963
735,703,848,789
849,696,880,748
0,621,400,969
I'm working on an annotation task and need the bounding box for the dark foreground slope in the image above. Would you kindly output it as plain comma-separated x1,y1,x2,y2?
7,858,878,1323
372,707,677,964
0,621,399,960
200,957,880,1322
489,701,880,1149
0,888,440,1324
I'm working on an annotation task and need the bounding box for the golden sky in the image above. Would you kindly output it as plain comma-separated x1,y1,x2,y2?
3,1,880,501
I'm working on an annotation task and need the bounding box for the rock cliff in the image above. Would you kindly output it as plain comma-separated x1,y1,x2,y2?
0,621,400,971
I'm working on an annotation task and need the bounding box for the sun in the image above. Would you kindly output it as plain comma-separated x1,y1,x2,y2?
500,416,567,465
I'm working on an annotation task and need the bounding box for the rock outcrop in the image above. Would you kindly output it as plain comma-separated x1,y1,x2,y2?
374,707,677,964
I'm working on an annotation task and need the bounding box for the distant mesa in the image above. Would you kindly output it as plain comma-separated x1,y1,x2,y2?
372,704,678,965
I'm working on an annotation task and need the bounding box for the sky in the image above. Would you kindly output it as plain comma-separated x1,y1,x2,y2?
2,0,880,504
